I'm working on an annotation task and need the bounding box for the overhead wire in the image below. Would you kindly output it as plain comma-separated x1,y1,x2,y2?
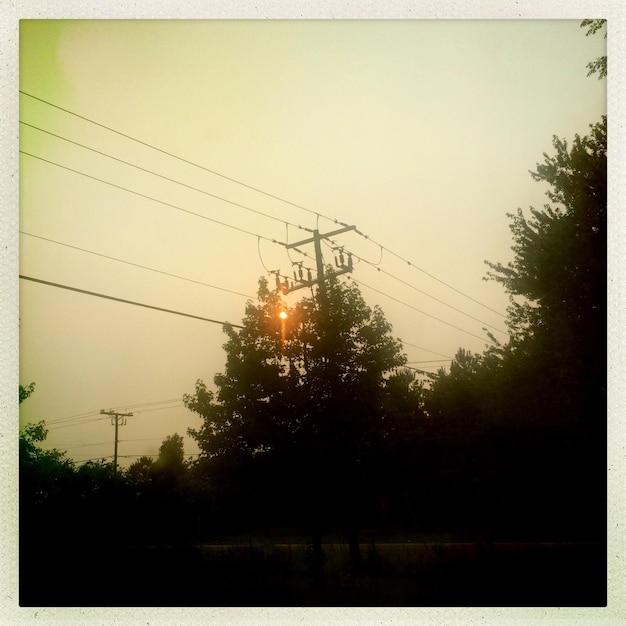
350,275,496,345
19,274,245,329
47,416,112,431
41,398,183,426
132,404,185,414
21,91,505,365
99,398,182,411
322,240,508,336
20,120,312,235
287,245,495,345
21,90,506,321
401,342,453,359
20,151,286,246
20,90,325,222
21,231,258,300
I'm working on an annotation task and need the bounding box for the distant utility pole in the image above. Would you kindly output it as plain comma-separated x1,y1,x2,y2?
100,409,133,475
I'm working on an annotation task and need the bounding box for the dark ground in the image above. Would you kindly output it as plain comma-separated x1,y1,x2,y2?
20,538,606,607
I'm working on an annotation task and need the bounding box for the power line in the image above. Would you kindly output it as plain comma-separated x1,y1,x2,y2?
401,342,453,359
42,441,112,451
132,404,185,414
20,151,286,246
293,240,506,338
337,245,509,336
19,274,245,328
99,398,182,410
350,276,496,345
20,90,506,319
20,89,325,221
407,360,451,364
47,416,112,431
41,398,183,426
352,230,507,319
20,231,257,300
20,120,312,235
43,409,101,426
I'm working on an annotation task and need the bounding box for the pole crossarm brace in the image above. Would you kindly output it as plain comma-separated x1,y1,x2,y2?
284,225,356,250
279,225,356,295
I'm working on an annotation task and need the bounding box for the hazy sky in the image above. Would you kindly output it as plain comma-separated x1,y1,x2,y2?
18,19,606,466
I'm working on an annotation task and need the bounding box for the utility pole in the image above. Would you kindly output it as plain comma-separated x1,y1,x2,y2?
100,409,133,476
282,225,356,304
280,225,357,585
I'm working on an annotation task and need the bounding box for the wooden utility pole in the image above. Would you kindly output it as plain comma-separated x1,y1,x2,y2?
100,409,133,475
282,225,357,585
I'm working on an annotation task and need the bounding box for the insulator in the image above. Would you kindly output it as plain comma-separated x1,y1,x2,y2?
298,266,304,280
307,268,313,282
339,250,345,265
275,274,281,290
293,270,298,281
347,253,353,269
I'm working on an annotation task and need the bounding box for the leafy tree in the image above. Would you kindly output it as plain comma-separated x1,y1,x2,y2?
153,433,186,482
126,455,155,488
485,116,606,392
19,382,36,404
479,117,606,539
185,273,415,565
581,19,607,79
19,420,75,505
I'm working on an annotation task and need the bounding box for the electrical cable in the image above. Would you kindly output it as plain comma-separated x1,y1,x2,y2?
345,246,508,336
20,90,328,223
41,398,183,426
21,231,258,300
42,410,101,426
319,237,507,335
401,342,453,359
406,359,451,364
20,120,312,234
47,416,112,431
354,229,506,318
21,90,506,320
19,274,245,328
20,151,286,246
350,276,496,345
132,404,185,414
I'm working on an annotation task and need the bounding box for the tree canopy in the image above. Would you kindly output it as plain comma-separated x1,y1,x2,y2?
184,273,420,534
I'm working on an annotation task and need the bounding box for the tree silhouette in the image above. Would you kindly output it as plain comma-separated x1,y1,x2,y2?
185,273,416,572
580,19,607,79
479,117,606,539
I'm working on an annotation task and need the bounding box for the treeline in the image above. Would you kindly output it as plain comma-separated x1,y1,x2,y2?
19,116,606,606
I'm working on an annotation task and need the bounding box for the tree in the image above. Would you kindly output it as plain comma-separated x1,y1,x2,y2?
185,273,415,567
19,382,36,404
485,116,606,356
581,19,607,79
479,117,607,539
126,455,155,488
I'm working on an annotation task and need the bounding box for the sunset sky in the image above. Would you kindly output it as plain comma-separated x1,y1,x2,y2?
17,19,607,466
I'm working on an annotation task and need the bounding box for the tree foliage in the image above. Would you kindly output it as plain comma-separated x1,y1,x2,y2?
485,116,606,354
184,274,419,529
581,19,607,79
19,382,36,404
